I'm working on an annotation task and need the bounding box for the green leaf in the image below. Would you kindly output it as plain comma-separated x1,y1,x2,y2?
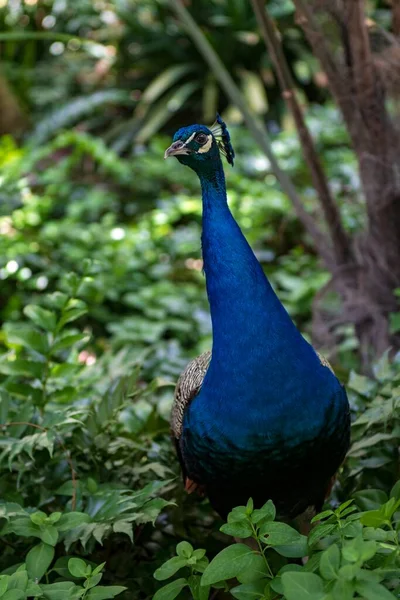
176,542,193,558
220,520,253,538
139,64,195,107
52,557,77,579
68,558,88,578
4,381,43,405
227,506,248,523
154,557,188,581
24,305,57,332
319,544,340,580
342,539,361,563
7,569,28,591
251,500,276,525
230,580,267,600
39,582,78,600
348,371,375,396
360,510,387,528
259,521,303,546
350,433,395,455
112,520,133,542
0,359,43,379
335,500,355,515
25,581,43,597
4,323,49,356
281,572,325,600
26,542,55,581
51,333,90,354
84,574,102,590
359,540,377,562
40,525,58,546
191,550,206,562
246,498,254,514
5,516,41,539
338,564,359,581
270,565,303,595
92,563,106,576
30,512,47,526
308,523,336,546
0,576,9,596
56,512,91,532
187,574,209,600
274,535,308,558
201,544,255,586
353,489,388,511
332,579,355,600
48,513,62,524
311,510,334,523
153,579,188,600
2,591,25,600
86,586,127,599
236,554,269,583
389,312,400,334
58,307,87,328
390,480,400,501
192,558,209,575
363,527,390,542
355,582,396,600
46,292,68,310
31,90,133,145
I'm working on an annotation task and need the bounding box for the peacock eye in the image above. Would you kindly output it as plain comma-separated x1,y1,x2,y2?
195,133,208,144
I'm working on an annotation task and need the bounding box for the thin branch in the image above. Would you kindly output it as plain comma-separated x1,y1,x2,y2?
392,0,400,36
168,0,333,267
292,0,361,148
250,0,352,266
344,0,388,142
343,1,396,201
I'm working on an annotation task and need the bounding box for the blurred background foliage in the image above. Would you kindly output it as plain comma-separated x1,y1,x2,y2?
0,1,399,599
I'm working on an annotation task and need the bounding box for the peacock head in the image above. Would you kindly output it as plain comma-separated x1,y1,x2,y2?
164,114,235,173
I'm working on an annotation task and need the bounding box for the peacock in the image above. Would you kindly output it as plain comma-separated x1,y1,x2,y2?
165,115,350,525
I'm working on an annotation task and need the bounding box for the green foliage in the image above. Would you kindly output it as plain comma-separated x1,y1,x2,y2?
0,0,324,143
342,353,400,495
0,264,176,597
154,494,400,600
0,555,126,599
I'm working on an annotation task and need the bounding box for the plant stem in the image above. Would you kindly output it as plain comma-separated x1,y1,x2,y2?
250,522,274,579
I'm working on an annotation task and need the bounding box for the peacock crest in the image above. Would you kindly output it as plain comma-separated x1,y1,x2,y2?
210,113,235,167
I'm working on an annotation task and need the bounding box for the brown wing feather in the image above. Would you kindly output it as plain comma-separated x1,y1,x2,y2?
171,351,211,495
171,350,211,439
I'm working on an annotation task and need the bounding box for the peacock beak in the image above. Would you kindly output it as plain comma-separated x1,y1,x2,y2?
164,140,191,159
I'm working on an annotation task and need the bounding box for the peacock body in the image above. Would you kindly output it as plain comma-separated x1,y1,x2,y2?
165,116,350,521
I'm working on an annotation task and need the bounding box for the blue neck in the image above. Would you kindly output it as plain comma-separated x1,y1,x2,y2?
199,162,300,366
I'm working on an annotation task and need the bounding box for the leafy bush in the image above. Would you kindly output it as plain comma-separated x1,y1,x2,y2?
153,490,400,600
0,553,126,600
0,267,175,597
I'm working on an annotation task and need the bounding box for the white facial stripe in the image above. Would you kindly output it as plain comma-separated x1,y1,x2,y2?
184,132,196,145
197,134,213,154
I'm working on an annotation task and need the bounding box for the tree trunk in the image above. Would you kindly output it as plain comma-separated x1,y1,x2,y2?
291,0,400,366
